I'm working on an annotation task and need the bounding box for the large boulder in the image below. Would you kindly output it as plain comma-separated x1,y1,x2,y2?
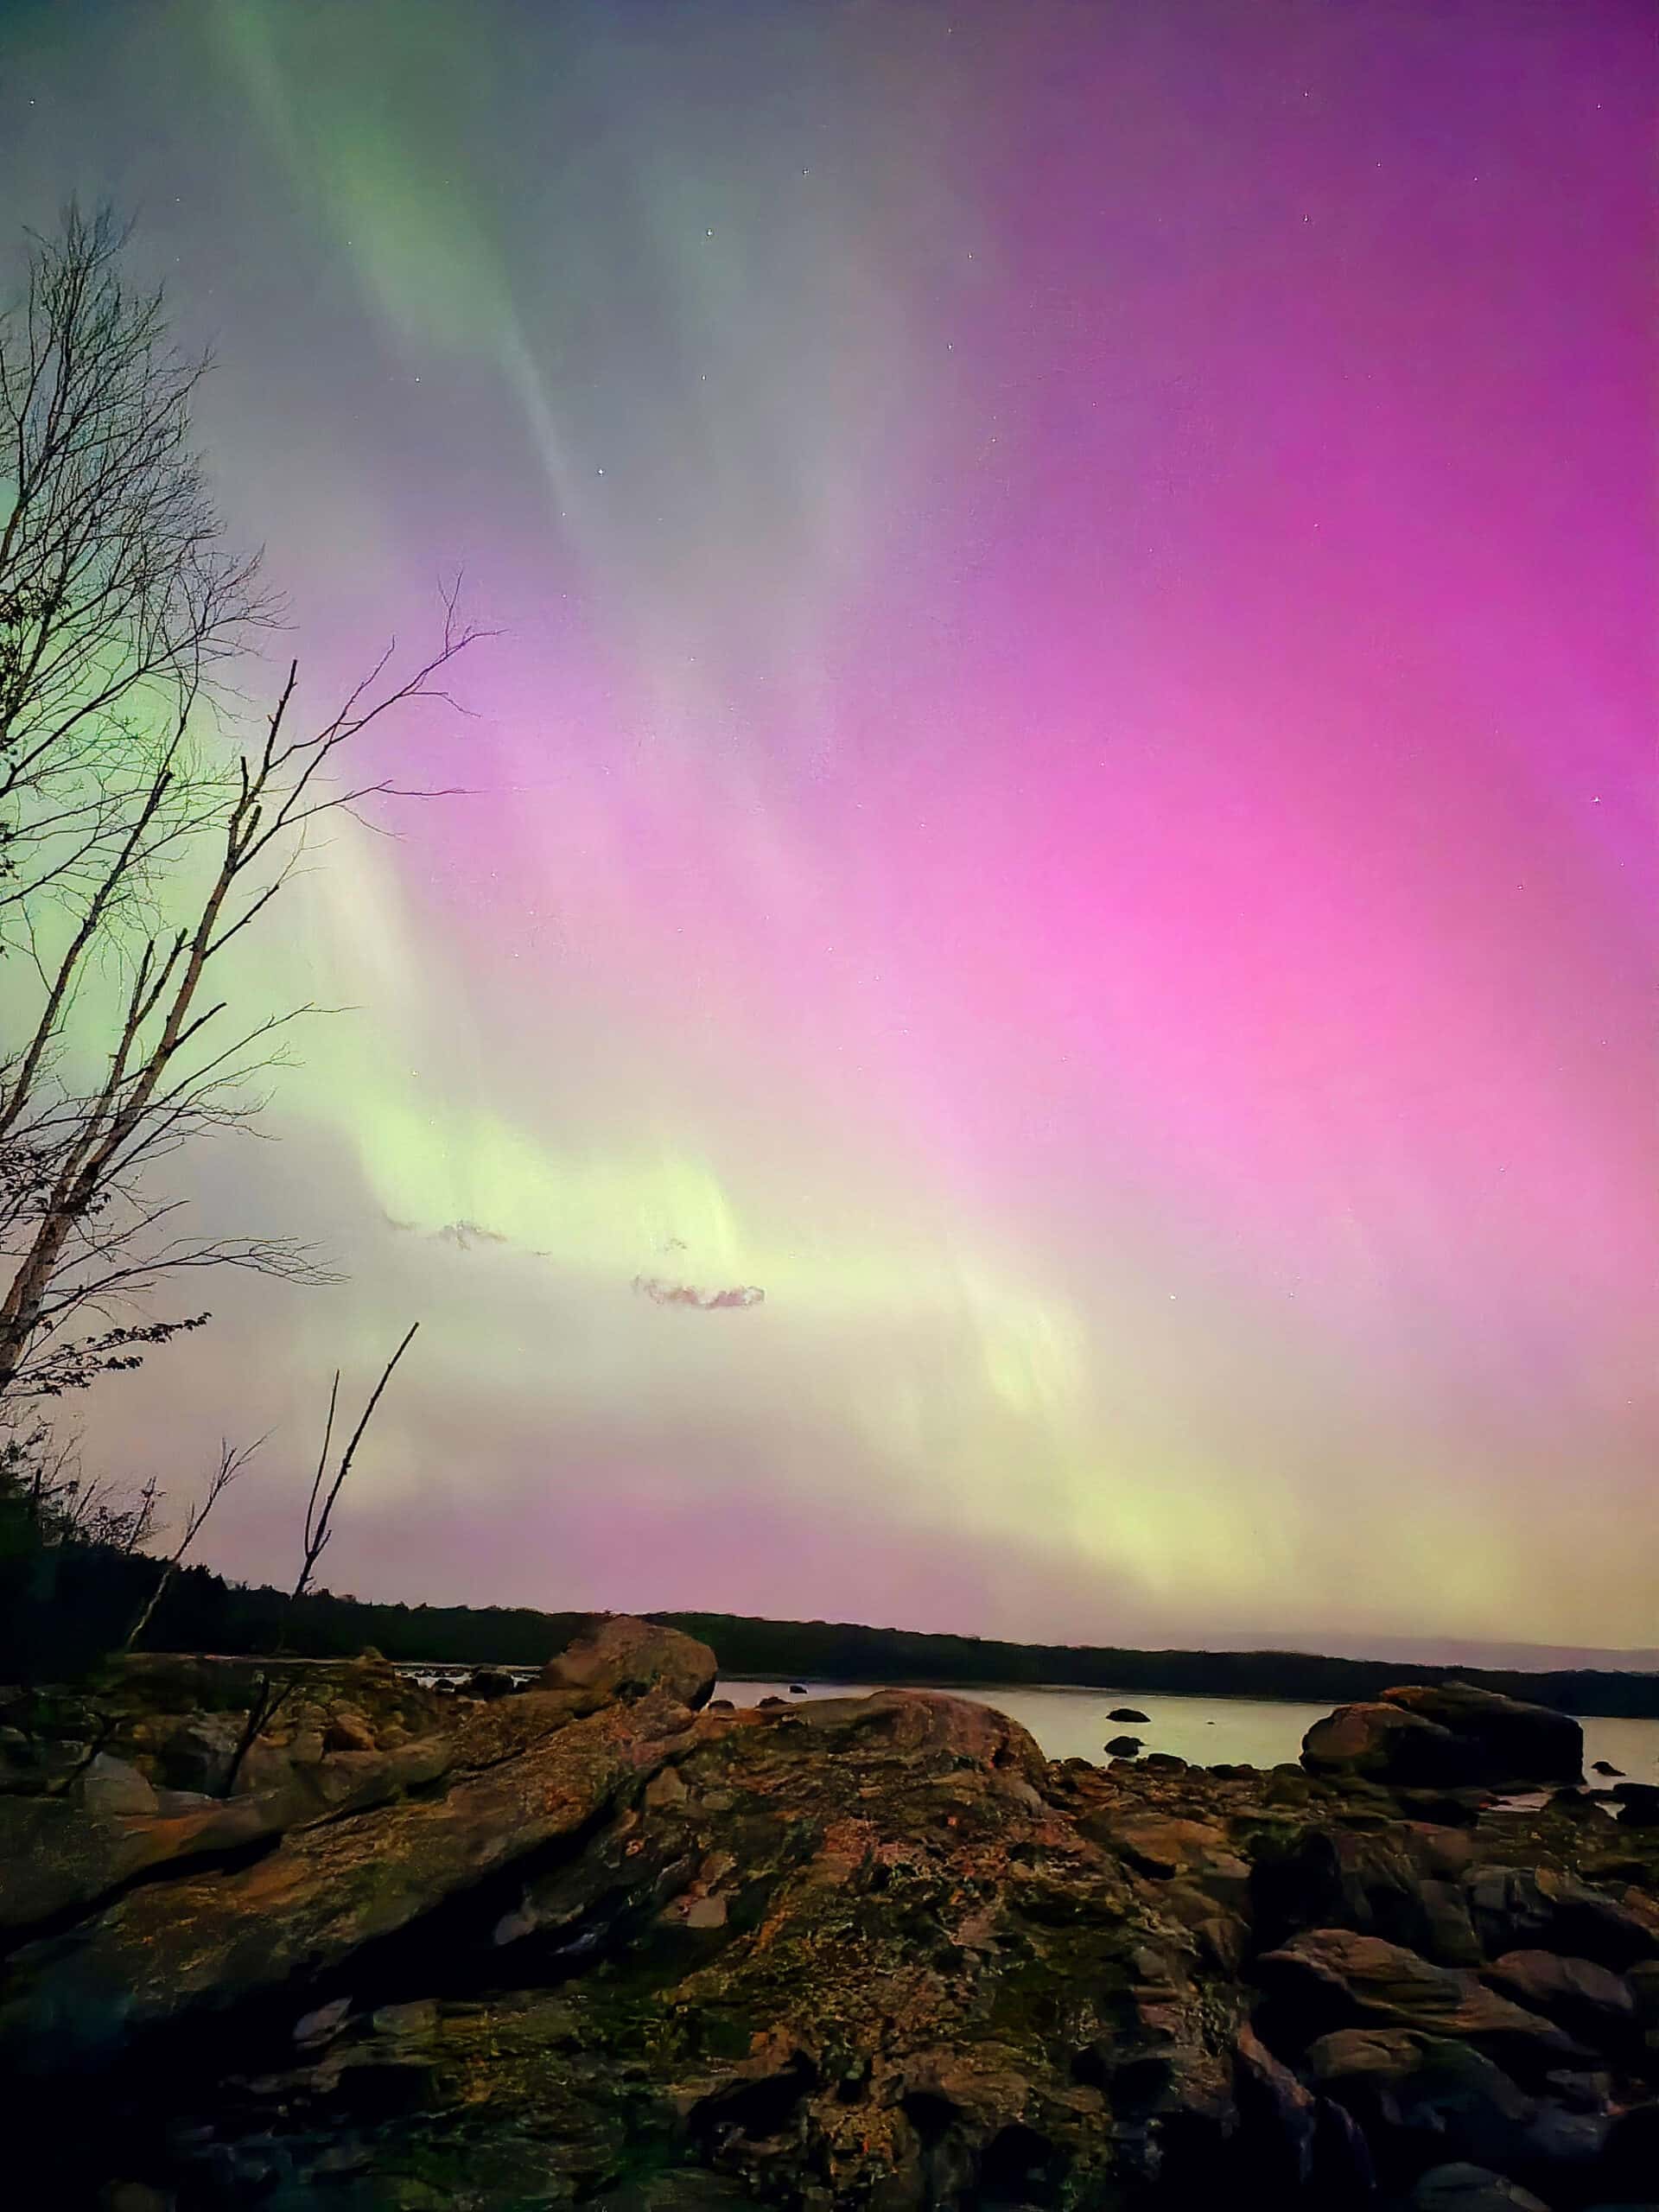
1382,1685,1582,1789
772,1688,1049,1791
1302,1682,1582,1790
1463,1866,1659,1971
1249,1820,1481,1966
0,1733,453,1936
1482,1951,1637,2050
1255,1929,1590,2075
1301,1700,1460,1785
16,1677,1147,2206
540,1616,717,1711
1306,2029,1536,2176
0,1634,724,2060
0,1682,702,2070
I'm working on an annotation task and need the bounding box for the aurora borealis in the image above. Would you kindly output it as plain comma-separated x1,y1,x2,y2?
3,0,1653,1659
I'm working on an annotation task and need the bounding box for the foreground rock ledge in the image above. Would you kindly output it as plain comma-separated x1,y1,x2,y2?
2,1630,1655,2210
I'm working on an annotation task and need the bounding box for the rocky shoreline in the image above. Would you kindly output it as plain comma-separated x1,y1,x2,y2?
3,1620,1657,2210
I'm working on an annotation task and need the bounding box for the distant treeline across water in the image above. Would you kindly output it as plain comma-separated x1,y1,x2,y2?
9,1542,1659,1716
664,1612,1659,1719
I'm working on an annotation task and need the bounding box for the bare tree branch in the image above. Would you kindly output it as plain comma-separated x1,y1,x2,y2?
222,1326,417,1794
0,207,480,1404
123,1432,262,1651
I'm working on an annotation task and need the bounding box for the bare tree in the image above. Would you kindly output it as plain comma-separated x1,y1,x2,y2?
0,1408,161,1550
0,208,478,1403
123,1432,261,1651
222,1323,417,1794
0,207,265,925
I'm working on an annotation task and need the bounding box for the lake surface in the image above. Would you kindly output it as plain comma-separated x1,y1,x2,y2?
715,1678,1659,1783
397,1663,1659,1782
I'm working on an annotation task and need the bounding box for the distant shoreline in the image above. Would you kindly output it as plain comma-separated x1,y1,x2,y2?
712,1675,1327,1701
384,1656,1659,1723
651,1612,1659,1719
20,1542,1659,1719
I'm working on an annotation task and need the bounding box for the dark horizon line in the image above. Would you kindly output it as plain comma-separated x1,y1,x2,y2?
640,1608,1659,1683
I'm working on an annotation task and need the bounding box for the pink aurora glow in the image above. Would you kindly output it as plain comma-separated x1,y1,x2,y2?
4,0,1653,1655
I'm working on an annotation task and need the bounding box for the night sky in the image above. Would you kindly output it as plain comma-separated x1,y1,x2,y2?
3,0,1654,1659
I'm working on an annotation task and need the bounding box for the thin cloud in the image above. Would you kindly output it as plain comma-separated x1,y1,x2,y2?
632,1275,765,1311
384,1215,510,1251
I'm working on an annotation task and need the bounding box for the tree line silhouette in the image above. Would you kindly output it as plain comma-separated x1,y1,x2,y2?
6,1525,1657,1719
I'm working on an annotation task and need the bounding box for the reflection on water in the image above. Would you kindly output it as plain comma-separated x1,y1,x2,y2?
715,1678,1659,1782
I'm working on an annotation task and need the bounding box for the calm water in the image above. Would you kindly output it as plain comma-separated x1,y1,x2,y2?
715,1678,1659,1783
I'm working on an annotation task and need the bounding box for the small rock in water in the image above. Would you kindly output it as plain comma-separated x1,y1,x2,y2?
789,1683,808,1695
464,1669,516,1701
1104,1735,1142,1757
1592,1759,1624,1777
1106,1708,1148,1724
